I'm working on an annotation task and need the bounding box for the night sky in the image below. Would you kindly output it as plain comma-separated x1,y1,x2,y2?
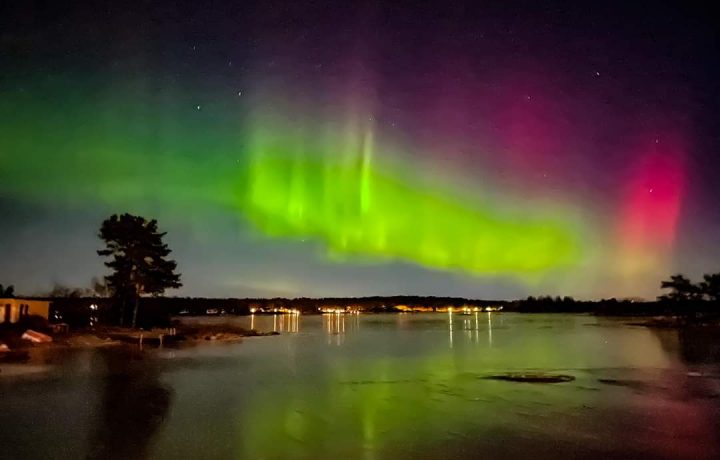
1,1,718,299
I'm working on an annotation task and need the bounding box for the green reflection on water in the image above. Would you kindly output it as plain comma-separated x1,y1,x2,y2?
234,314,620,459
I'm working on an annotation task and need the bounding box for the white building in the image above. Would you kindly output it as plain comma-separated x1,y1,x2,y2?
0,298,51,324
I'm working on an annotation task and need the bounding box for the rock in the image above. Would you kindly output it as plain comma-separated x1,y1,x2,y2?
484,372,575,383
597,378,649,390
21,329,53,343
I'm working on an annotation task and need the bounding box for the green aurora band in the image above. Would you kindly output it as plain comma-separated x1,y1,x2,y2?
1,81,583,277
240,118,581,275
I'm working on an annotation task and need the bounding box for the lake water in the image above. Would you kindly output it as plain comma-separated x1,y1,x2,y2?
1,313,720,459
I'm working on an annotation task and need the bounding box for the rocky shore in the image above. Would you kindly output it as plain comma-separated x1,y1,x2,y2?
1,321,279,375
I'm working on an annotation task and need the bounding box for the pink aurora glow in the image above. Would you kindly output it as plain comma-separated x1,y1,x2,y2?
618,138,686,251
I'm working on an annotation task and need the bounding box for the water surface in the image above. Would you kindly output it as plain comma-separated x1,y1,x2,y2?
1,313,719,459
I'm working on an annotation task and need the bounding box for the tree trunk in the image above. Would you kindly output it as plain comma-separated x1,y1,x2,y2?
119,296,126,327
131,293,140,329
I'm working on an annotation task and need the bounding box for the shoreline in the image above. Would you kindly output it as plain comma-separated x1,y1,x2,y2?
0,324,280,378
4,312,718,375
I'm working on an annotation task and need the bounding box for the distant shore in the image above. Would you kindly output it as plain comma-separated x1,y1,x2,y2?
42,295,720,326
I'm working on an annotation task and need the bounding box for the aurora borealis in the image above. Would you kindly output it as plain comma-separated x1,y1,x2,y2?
242,115,580,275
1,1,718,299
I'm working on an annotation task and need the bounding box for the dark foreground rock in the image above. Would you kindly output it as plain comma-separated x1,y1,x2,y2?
484,372,575,383
176,323,279,343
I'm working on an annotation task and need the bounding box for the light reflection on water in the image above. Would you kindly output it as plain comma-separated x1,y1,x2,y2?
1,313,720,459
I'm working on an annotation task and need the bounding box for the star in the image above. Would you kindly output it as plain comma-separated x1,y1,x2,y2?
594,71,600,77
196,105,201,111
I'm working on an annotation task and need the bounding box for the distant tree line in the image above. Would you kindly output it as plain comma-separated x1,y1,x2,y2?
0,284,15,298
45,286,720,330
50,295,507,328
659,273,720,303
45,277,111,299
657,273,720,322
509,295,660,315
